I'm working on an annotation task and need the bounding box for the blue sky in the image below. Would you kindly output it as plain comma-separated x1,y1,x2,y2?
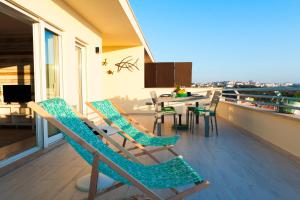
130,0,300,83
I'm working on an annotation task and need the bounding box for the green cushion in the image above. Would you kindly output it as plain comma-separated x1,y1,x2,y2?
187,106,196,111
194,107,205,111
162,106,176,112
194,108,216,116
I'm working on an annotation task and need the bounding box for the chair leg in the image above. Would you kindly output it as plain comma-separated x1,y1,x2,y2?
186,109,189,126
153,117,158,133
88,155,100,200
174,114,178,135
191,113,195,134
189,112,192,132
210,116,214,132
192,113,195,133
122,138,127,147
214,116,219,136
189,112,193,132
188,112,191,132
173,114,176,124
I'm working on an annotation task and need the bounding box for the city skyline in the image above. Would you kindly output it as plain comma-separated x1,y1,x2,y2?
192,80,300,88
130,0,300,83
194,79,300,84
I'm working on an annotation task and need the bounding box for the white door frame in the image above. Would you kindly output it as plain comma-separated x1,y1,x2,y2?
75,39,87,115
39,21,64,147
32,22,44,148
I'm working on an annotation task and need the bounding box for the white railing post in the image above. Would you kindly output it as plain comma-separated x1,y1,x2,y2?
234,89,241,104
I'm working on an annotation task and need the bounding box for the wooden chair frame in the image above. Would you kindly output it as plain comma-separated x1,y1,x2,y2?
86,101,179,164
28,101,209,200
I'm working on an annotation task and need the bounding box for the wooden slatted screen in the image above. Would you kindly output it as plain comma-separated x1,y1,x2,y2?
175,62,192,87
144,63,156,87
144,62,192,88
156,62,174,87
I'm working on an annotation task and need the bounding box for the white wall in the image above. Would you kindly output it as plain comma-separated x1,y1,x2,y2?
11,0,103,109
100,46,145,101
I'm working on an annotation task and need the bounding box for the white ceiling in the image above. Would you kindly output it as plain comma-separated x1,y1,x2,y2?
63,0,141,47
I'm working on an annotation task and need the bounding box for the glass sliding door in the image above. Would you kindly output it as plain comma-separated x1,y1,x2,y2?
0,12,37,162
45,30,60,99
44,29,61,138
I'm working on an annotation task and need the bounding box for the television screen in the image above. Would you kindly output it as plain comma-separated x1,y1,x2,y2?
3,85,32,103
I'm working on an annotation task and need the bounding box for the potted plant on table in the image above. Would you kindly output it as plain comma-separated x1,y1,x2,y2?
173,85,188,97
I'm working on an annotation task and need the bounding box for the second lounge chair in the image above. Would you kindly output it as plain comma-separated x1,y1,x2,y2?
86,100,180,163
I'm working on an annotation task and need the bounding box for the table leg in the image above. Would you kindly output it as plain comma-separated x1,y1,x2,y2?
161,102,164,123
178,114,182,125
196,102,199,124
157,121,162,136
186,109,189,125
204,114,210,137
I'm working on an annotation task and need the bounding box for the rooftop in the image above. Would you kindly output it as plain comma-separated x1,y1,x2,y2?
1,114,300,199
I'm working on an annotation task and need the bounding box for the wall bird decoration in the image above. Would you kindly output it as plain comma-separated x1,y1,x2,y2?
102,58,108,66
106,70,114,75
115,56,139,72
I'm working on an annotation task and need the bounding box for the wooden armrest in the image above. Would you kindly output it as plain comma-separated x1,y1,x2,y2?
128,118,154,136
110,101,155,136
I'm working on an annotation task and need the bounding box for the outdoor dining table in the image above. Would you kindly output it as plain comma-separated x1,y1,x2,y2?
157,95,211,137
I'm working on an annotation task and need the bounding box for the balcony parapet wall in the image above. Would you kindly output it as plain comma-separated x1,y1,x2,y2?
217,101,300,159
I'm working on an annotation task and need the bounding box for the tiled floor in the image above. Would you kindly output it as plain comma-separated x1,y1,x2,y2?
1,115,300,200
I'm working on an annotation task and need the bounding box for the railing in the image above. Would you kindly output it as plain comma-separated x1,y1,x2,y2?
221,87,300,113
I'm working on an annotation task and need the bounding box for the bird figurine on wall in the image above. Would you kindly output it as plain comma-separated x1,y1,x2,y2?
106,70,114,75
115,56,139,72
102,58,108,66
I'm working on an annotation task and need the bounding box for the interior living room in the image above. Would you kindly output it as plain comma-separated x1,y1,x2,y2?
0,11,36,161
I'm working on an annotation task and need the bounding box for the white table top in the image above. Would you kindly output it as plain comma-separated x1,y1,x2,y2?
158,95,208,103
94,125,119,136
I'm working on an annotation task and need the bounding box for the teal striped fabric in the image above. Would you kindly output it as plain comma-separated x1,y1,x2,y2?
39,98,203,189
91,100,179,146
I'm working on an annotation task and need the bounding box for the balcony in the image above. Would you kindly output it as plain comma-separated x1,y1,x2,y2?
1,112,300,199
